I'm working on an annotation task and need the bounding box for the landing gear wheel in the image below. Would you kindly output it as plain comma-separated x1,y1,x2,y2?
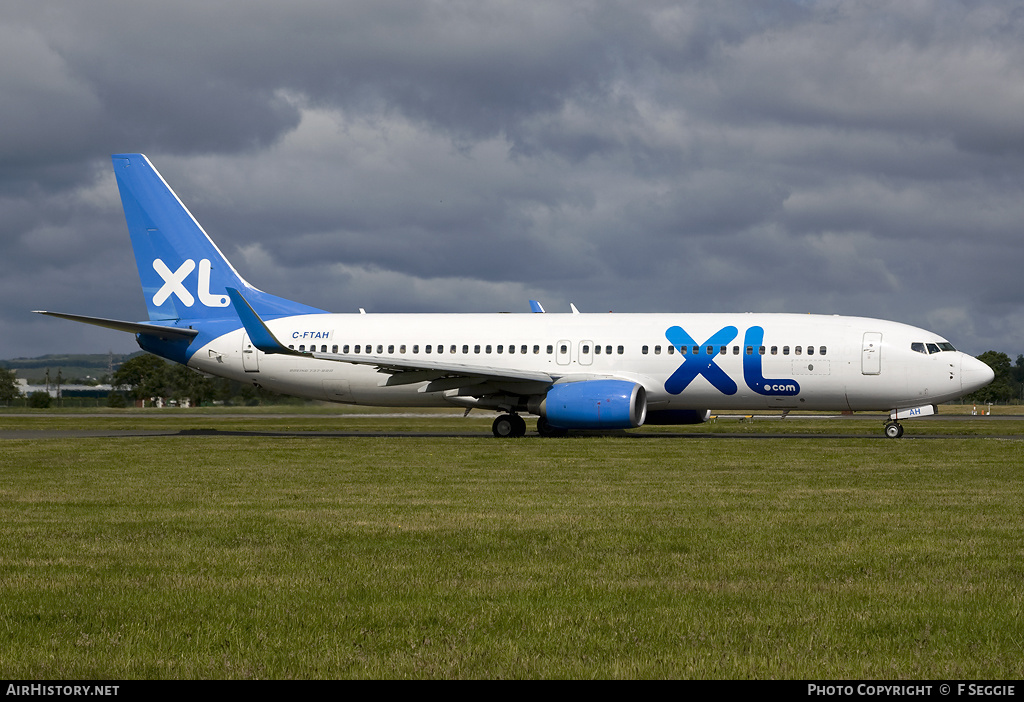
492,414,526,438
884,421,904,439
510,414,526,437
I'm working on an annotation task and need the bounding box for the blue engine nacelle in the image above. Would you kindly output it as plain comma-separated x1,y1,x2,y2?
644,409,711,425
531,380,647,429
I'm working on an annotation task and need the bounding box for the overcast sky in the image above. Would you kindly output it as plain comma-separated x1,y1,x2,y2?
3,0,1023,360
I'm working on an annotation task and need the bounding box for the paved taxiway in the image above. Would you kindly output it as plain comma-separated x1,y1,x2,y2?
1,413,1021,440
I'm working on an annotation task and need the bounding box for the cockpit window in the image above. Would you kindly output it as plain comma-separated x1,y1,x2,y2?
913,341,957,354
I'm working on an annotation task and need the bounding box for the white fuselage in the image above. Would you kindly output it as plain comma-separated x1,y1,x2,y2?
188,312,991,413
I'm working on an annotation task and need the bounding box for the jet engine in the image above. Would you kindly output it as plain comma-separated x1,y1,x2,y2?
530,380,647,429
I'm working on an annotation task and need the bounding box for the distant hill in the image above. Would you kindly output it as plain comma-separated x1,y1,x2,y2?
1,352,143,384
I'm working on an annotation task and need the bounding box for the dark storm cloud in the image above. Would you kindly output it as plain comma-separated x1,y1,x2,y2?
2,0,1023,359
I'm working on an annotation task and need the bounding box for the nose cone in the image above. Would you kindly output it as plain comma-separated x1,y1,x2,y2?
961,354,995,395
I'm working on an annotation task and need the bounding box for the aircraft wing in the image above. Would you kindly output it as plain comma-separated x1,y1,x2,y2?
309,349,554,385
227,288,555,387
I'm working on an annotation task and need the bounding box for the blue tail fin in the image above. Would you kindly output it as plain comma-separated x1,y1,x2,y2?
112,154,324,321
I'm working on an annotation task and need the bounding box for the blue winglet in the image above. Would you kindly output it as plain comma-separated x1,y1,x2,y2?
529,300,545,313
227,288,307,355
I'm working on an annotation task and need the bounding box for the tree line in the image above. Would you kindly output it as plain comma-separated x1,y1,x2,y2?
0,355,295,407
961,351,1024,405
105,354,297,406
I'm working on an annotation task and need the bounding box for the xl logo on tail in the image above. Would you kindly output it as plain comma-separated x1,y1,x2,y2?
153,258,229,308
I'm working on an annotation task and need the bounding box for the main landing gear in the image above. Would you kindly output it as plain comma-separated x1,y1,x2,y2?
884,420,904,439
492,413,527,438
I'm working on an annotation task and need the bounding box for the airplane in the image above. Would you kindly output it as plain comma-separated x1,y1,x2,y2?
36,153,994,438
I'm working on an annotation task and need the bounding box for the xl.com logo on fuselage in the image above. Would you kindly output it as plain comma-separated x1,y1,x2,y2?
664,325,801,397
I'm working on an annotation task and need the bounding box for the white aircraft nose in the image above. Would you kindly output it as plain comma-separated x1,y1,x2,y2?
961,354,995,395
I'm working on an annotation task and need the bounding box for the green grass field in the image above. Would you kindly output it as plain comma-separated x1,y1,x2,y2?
1,408,1023,678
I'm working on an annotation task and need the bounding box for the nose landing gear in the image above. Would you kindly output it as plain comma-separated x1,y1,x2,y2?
884,420,904,438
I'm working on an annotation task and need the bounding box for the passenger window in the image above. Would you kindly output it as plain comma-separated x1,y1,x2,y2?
655,345,661,354
462,345,469,354
559,344,567,354
547,345,554,354
771,346,778,355
399,345,406,353
485,345,491,353
795,346,802,355
617,346,624,355
807,346,814,356
450,345,456,354
298,345,305,351
534,345,540,354
746,346,753,355
820,346,827,356
343,345,349,353
668,345,675,355
354,345,360,353
388,345,395,354
522,345,528,354
759,346,766,355
720,346,726,355
642,345,649,355
594,345,602,355
733,346,740,355
376,345,383,354
782,346,790,355
605,346,612,355
475,345,481,354
321,345,328,353
681,346,687,355
582,345,590,354
692,346,699,355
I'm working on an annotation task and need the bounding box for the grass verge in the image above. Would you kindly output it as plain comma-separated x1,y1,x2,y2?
1,419,1022,678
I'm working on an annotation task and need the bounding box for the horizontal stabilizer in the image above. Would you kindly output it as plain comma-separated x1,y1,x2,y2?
33,311,199,340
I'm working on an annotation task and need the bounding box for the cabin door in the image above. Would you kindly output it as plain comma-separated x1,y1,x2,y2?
861,332,882,375
242,333,260,372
